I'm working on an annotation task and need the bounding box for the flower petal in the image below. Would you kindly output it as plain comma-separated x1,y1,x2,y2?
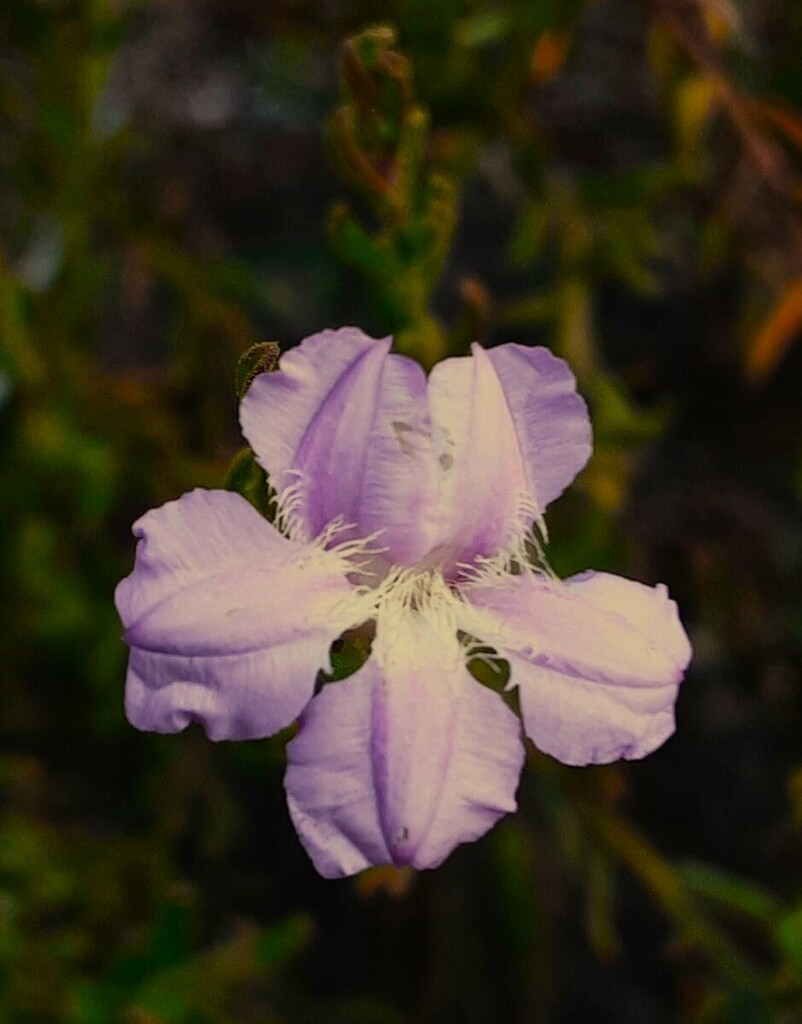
285,586,524,878
482,343,592,513
460,569,691,766
421,343,591,569
239,327,440,565
239,333,591,572
353,351,440,567
424,344,530,568
115,489,370,740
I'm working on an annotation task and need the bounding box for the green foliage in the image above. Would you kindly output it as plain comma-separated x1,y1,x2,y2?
70,908,313,1024
2,0,802,1021
327,25,458,367
224,447,271,517
235,343,281,400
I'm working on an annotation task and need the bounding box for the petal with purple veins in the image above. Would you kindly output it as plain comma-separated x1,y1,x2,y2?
115,489,371,741
239,327,440,566
423,344,531,570
420,343,591,572
482,343,592,514
459,569,691,766
285,583,524,878
239,333,591,572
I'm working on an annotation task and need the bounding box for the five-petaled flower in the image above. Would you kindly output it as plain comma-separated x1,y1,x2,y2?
115,327,691,878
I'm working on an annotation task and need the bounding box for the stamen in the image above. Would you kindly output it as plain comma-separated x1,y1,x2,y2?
274,469,390,580
455,488,558,589
372,568,467,678
378,567,460,613
274,472,307,541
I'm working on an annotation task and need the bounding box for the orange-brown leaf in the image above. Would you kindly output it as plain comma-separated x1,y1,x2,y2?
529,30,571,86
746,279,802,382
751,98,802,152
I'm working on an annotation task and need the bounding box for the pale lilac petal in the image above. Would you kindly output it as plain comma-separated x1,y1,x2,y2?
350,352,441,567
459,570,691,766
423,345,530,568
239,333,590,572
285,593,524,878
483,343,592,512
239,327,386,538
115,489,370,740
239,327,440,565
418,343,589,570
284,671,392,878
514,664,677,767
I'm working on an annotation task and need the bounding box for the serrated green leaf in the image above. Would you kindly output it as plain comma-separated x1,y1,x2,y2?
235,341,280,399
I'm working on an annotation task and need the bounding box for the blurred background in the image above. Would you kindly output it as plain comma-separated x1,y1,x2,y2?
2,0,802,1021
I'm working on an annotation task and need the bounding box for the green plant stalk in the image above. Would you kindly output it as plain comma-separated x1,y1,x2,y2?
577,794,765,993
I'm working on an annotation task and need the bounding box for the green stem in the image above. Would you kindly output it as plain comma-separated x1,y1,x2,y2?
534,753,765,994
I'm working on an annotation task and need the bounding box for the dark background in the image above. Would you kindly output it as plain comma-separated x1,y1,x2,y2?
2,0,802,1021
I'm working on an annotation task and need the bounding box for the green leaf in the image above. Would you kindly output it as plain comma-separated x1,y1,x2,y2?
255,913,315,970
224,448,271,517
679,860,783,923
235,341,280,399
132,983,189,1023
325,635,373,682
509,201,551,267
776,906,802,975
585,846,622,960
69,980,123,1024
347,24,396,73
394,107,429,214
328,204,399,280
453,10,510,49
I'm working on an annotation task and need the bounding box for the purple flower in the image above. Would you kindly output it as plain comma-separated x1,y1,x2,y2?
115,327,691,878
